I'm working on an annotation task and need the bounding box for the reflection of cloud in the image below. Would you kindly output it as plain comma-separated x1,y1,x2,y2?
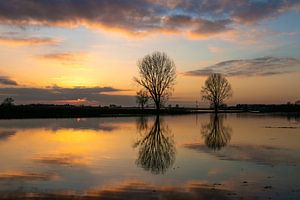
0,171,59,181
134,116,175,174
0,118,122,132
33,154,90,166
208,168,223,176
0,35,60,46
0,86,134,106
185,57,300,77
0,76,18,86
183,144,300,166
0,130,16,140
86,181,232,199
0,181,233,199
0,1,298,39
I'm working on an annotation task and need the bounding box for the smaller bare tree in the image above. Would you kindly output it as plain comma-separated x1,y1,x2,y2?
136,90,149,110
1,97,14,106
201,74,232,113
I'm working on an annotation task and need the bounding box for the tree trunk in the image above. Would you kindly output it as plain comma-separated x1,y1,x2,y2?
214,103,218,113
155,101,160,113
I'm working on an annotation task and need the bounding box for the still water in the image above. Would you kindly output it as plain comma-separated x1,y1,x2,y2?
0,114,299,199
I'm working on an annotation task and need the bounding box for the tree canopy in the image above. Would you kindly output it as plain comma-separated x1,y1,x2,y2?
136,89,149,109
134,52,176,111
201,73,232,113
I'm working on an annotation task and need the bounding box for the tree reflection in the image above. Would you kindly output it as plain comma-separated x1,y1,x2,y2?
136,115,149,133
201,114,232,151
134,115,175,174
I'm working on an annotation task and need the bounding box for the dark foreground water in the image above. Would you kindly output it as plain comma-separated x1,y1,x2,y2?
0,114,299,200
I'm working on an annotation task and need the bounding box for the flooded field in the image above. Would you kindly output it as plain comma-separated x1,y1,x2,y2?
0,114,299,199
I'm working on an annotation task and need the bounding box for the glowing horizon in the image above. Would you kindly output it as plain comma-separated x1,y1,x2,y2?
0,0,299,106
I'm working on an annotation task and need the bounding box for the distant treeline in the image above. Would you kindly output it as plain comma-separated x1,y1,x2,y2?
0,104,192,119
0,103,299,119
235,104,300,113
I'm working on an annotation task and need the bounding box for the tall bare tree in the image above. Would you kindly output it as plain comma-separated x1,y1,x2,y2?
136,89,149,109
201,73,232,113
134,52,176,111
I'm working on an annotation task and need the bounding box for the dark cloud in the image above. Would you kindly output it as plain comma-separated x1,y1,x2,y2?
0,0,298,38
231,0,297,24
159,0,299,24
0,86,135,106
185,57,300,77
0,76,18,86
183,143,300,166
161,14,231,36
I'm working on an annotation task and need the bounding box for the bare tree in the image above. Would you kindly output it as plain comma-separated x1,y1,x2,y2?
201,114,232,151
136,89,149,109
1,97,14,106
201,73,232,113
134,52,176,111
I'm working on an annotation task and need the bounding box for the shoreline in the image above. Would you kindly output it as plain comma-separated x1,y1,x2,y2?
0,105,299,119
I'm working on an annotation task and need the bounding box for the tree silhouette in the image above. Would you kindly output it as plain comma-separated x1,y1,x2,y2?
136,89,149,110
134,115,175,174
136,116,149,133
201,73,232,113
134,52,176,111
1,97,14,106
201,114,232,151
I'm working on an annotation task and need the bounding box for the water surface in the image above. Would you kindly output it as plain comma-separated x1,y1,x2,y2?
0,114,299,199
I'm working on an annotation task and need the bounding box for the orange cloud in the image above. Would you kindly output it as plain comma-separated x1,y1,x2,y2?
35,52,87,65
208,46,224,54
0,35,60,46
53,98,93,105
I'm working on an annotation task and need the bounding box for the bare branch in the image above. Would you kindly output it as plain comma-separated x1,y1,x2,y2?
134,52,176,111
201,73,232,113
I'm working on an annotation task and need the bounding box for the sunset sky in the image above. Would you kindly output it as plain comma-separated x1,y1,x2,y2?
0,0,299,106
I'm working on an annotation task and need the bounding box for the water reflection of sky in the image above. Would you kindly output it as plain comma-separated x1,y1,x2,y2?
0,114,299,199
